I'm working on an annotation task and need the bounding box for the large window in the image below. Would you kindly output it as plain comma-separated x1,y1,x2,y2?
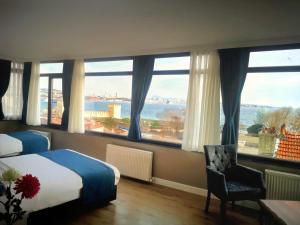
40,63,64,126
238,48,300,162
84,54,190,144
84,59,133,135
141,55,190,144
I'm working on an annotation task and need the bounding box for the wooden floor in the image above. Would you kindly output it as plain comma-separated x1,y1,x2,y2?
29,178,259,225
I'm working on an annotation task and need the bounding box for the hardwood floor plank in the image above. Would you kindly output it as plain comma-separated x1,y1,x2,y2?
29,178,259,225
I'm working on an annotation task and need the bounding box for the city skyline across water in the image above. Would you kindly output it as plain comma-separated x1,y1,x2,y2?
41,98,280,129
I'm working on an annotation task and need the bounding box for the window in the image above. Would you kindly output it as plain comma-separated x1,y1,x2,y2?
141,55,190,144
51,79,63,125
40,62,64,126
249,49,300,67
85,60,133,73
40,63,63,74
39,55,190,145
40,77,49,125
154,56,190,71
84,54,190,143
238,48,300,162
84,59,133,135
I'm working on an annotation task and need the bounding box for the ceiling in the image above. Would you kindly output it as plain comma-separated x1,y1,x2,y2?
0,0,300,61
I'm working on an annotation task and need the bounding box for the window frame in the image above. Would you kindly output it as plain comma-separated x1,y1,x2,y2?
84,56,134,137
40,62,64,129
248,43,300,73
140,52,190,145
85,56,134,77
84,52,190,147
238,44,300,163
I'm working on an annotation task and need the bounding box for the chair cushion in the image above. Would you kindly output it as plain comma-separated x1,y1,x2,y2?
226,181,262,200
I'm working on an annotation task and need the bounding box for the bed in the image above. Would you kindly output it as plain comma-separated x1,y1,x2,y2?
0,149,120,212
0,130,50,157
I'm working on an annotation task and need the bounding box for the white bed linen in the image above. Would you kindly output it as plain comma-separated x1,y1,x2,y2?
0,134,22,156
0,151,120,212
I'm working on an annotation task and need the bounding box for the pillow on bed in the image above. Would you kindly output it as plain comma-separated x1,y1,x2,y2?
0,134,22,157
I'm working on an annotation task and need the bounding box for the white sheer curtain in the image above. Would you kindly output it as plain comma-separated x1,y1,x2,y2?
182,51,221,152
2,62,24,120
26,62,41,125
68,59,85,133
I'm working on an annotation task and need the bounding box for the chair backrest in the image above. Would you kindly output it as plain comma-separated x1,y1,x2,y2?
204,145,237,173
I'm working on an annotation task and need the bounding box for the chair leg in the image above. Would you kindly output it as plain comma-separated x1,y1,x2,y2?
220,200,227,225
231,201,235,209
258,201,264,225
259,209,264,225
205,191,211,213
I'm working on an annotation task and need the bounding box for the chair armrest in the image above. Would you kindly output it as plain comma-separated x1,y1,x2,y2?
206,166,228,199
235,165,266,191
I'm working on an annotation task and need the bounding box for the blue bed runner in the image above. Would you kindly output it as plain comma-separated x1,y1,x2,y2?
8,131,49,154
38,149,115,204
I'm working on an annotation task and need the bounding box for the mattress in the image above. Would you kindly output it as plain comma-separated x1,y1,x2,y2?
0,151,120,212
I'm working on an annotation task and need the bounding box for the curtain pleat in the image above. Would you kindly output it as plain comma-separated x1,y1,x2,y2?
182,51,221,151
128,55,155,141
219,48,250,145
68,59,85,133
21,62,32,124
26,62,41,126
61,60,74,130
0,59,12,120
2,62,24,120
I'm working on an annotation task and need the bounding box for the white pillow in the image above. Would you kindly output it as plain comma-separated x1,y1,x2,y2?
0,134,22,156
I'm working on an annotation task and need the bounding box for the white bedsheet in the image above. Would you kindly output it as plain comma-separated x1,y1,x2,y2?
0,134,22,156
0,151,120,212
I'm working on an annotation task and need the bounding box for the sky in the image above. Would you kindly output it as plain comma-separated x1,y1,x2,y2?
39,56,190,100
84,75,189,100
241,72,300,108
242,49,300,108
84,56,190,100
39,50,300,107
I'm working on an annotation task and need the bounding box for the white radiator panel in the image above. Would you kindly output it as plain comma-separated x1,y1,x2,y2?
266,169,300,200
106,144,153,182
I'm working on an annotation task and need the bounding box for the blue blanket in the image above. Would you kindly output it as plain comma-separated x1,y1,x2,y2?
8,131,49,154
38,149,115,205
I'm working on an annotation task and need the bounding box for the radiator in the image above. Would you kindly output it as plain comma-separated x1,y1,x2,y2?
265,169,300,200
106,144,153,182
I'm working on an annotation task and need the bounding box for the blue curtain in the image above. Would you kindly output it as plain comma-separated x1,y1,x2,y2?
219,48,250,145
21,62,32,124
128,55,155,140
61,60,74,130
0,59,11,120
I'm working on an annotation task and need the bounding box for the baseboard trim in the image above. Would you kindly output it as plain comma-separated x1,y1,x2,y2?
152,177,259,210
152,177,209,196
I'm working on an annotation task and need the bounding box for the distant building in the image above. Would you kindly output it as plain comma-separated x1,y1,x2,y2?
53,100,64,117
108,104,121,119
85,104,121,119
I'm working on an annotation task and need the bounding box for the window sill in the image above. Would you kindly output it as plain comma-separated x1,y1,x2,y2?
35,125,180,149
1,119,22,122
40,124,64,130
84,130,182,149
237,152,300,169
